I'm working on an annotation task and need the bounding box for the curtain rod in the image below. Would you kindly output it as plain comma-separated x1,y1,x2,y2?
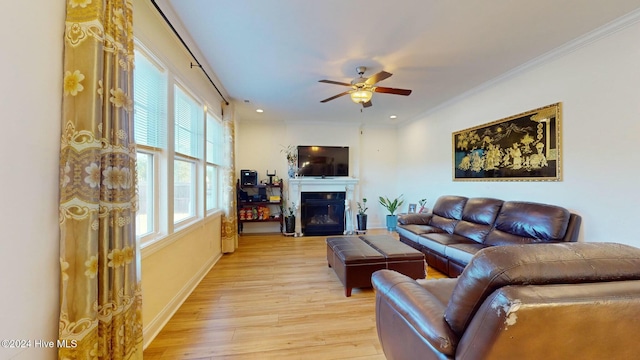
149,0,230,105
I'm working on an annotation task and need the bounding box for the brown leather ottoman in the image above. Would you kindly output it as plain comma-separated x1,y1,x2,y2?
326,237,386,297
326,235,426,297
359,235,426,280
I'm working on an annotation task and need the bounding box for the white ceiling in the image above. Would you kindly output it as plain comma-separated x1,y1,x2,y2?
158,0,640,125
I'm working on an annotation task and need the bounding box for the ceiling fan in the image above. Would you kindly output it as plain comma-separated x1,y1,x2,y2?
319,66,412,108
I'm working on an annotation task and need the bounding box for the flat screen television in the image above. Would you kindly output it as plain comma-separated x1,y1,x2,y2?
297,146,349,177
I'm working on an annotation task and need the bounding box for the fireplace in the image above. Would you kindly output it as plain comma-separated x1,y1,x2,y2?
287,177,359,236
300,192,345,236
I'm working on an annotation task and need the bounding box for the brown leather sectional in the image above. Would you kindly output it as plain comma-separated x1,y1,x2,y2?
372,242,640,359
397,195,582,277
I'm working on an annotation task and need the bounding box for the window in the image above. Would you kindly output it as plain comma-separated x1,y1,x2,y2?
173,85,203,224
206,112,224,210
133,41,224,244
133,49,167,238
174,86,203,159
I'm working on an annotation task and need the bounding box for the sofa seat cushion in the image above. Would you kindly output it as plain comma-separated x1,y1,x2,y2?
443,242,640,336
444,243,490,267
453,221,493,243
397,226,430,246
398,224,446,238
418,233,477,255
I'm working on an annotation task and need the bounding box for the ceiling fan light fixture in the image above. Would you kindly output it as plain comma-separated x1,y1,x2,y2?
350,89,373,104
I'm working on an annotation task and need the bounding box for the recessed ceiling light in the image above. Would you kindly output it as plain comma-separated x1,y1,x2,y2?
390,115,397,119
256,109,264,113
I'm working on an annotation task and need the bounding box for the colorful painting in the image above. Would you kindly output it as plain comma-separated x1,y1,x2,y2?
453,103,562,181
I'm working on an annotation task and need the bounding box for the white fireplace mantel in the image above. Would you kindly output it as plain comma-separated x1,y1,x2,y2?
287,177,359,236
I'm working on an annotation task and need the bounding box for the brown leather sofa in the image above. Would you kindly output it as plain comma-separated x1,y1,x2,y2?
372,242,640,359
397,195,581,277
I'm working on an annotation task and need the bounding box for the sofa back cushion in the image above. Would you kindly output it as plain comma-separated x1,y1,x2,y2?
483,201,570,246
443,242,640,336
453,198,503,243
430,196,468,234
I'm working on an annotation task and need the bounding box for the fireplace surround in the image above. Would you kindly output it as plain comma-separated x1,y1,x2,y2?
287,177,359,236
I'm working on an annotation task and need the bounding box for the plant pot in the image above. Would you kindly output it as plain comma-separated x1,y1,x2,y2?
386,215,398,232
284,215,295,233
356,214,368,231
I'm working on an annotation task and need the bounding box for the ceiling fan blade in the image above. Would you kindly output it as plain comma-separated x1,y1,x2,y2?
362,100,372,108
320,91,351,103
365,71,392,85
374,86,412,96
319,79,352,87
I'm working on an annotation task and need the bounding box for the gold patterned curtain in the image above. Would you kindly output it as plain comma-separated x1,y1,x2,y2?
59,0,142,359
221,102,238,253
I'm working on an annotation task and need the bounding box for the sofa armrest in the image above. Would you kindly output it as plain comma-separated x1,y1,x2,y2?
372,270,459,357
398,213,432,225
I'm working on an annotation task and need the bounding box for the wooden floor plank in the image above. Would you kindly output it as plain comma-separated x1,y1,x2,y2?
143,230,446,359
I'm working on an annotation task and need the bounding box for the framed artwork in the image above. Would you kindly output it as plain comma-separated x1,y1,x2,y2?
408,204,417,213
453,103,562,181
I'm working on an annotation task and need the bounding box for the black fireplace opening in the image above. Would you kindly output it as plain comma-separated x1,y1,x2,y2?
301,192,346,236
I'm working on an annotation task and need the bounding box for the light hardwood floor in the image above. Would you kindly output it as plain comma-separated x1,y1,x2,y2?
143,230,446,359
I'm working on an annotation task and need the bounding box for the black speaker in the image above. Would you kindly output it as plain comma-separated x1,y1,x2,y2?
241,170,257,186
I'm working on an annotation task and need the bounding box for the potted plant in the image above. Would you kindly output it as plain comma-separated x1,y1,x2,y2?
379,195,404,231
280,145,298,178
282,201,296,234
418,198,427,213
356,198,368,232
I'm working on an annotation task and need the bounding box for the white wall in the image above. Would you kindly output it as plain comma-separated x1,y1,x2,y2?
235,121,399,230
359,125,400,227
0,1,65,359
396,17,640,246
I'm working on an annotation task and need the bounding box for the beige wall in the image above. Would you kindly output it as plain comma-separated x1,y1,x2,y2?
142,213,222,347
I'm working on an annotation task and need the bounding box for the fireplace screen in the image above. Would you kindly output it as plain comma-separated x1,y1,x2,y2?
301,192,346,236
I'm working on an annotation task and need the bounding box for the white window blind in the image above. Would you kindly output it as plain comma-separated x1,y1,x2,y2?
175,86,203,158
133,50,167,148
